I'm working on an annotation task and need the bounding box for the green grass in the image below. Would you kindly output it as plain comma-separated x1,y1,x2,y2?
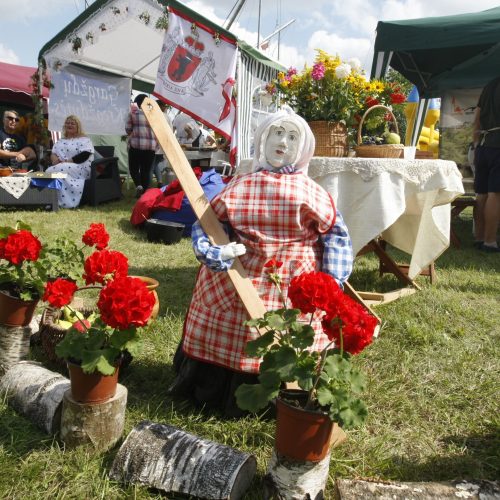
0,192,499,498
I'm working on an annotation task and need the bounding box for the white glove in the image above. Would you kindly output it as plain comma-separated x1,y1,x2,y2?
219,242,246,261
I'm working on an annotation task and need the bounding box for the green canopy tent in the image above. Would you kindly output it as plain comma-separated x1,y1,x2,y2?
370,7,500,145
38,0,285,170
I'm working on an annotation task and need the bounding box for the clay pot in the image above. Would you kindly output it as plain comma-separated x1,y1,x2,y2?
131,275,159,320
0,289,39,327
67,361,120,404
275,393,334,462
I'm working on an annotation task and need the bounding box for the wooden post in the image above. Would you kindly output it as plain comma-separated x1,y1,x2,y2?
141,98,267,322
60,384,127,451
0,324,31,375
0,361,70,434
109,420,257,499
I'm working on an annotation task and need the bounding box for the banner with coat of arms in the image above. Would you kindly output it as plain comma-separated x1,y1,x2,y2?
153,8,238,145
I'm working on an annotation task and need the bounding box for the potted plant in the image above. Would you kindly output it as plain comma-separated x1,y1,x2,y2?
42,223,156,403
0,221,83,326
265,50,408,153
235,259,378,461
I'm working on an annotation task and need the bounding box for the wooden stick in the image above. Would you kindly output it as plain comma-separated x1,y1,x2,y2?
141,98,267,321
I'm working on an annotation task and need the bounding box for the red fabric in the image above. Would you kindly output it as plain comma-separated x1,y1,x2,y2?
183,171,336,373
130,168,203,226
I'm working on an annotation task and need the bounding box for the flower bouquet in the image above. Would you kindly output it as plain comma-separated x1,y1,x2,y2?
41,223,155,377
265,50,408,147
235,260,377,459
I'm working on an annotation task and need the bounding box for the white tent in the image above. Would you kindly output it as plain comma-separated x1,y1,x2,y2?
38,0,285,162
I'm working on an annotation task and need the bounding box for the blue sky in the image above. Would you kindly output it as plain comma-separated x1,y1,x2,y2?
1,0,500,73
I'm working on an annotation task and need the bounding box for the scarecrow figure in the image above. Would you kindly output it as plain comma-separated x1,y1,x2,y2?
169,109,354,417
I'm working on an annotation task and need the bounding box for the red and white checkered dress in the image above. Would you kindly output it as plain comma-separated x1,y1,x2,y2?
183,171,336,373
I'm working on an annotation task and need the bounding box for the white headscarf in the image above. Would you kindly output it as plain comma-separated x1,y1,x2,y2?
251,108,315,175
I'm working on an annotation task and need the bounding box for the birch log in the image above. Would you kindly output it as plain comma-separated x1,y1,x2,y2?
0,324,31,375
0,361,70,434
264,449,332,500
109,420,257,499
60,384,127,451
335,479,500,499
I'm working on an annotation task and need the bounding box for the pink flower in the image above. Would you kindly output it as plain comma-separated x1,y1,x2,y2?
311,62,325,81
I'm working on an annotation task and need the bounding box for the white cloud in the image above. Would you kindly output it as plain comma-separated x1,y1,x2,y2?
0,0,76,22
0,44,20,65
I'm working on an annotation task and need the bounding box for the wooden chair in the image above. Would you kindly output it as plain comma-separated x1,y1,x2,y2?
81,146,123,206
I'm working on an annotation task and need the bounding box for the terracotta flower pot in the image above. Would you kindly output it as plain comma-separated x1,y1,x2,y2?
130,275,159,320
67,361,120,404
275,395,334,462
0,289,39,327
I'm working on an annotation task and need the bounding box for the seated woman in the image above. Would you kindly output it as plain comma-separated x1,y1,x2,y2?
45,115,94,208
169,109,354,417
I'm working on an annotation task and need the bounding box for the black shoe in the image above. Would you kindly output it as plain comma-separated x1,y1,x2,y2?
480,244,500,253
473,240,484,249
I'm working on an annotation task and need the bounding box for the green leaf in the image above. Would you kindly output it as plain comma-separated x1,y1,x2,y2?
258,369,282,390
81,348,119,375
316,385,334,406
266,310,288,330
235,383,279,412
349,370,366,393
289,324,315,349
245,330,276,356
338,399,368,429
272,346,298,382
322,354,351,379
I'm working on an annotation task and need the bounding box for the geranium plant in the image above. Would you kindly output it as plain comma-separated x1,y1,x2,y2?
0,221,83,301
235,260,378,429
265,49,408,143
44,223,155,376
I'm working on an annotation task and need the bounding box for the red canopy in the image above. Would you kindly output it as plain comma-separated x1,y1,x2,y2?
0,61,49,109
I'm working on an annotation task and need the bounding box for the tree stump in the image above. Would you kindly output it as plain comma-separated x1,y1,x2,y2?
264,424,346,499
0,324,31,376
335,479,500,499
60,384,127,451
264,449,332,500
109,420,257,499
0,361,70,434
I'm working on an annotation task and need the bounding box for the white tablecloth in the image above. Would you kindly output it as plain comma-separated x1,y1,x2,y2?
308,157,465,279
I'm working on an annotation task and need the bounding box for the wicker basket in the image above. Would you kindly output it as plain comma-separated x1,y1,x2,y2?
309,121,348,157
354,105,404,158
39,300,95,366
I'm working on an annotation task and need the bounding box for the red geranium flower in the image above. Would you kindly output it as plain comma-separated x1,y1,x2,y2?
43,278,78,308
98,276,155,329
322,294,377,354
1,230,42,265
264,258,283,270
82,223,109,250
288,271,342,314
83,249,128,285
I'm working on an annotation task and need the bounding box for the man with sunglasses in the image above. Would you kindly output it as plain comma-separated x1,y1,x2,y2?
0,110,37,167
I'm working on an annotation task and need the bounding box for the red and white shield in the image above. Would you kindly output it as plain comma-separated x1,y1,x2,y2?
167,46,201,83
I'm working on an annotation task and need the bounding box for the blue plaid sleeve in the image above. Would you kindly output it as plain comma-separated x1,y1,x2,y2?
320,210,353,286
191,220,234,272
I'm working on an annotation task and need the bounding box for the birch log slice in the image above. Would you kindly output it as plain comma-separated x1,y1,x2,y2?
0,324,31,375
60,384,127,451
0,361,70,434
109,420,257,499
264,449,332,500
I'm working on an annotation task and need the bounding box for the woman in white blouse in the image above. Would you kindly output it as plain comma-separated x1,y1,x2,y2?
46,115,94,208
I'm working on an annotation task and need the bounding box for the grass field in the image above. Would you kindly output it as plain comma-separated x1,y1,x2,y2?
0,187,498,499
